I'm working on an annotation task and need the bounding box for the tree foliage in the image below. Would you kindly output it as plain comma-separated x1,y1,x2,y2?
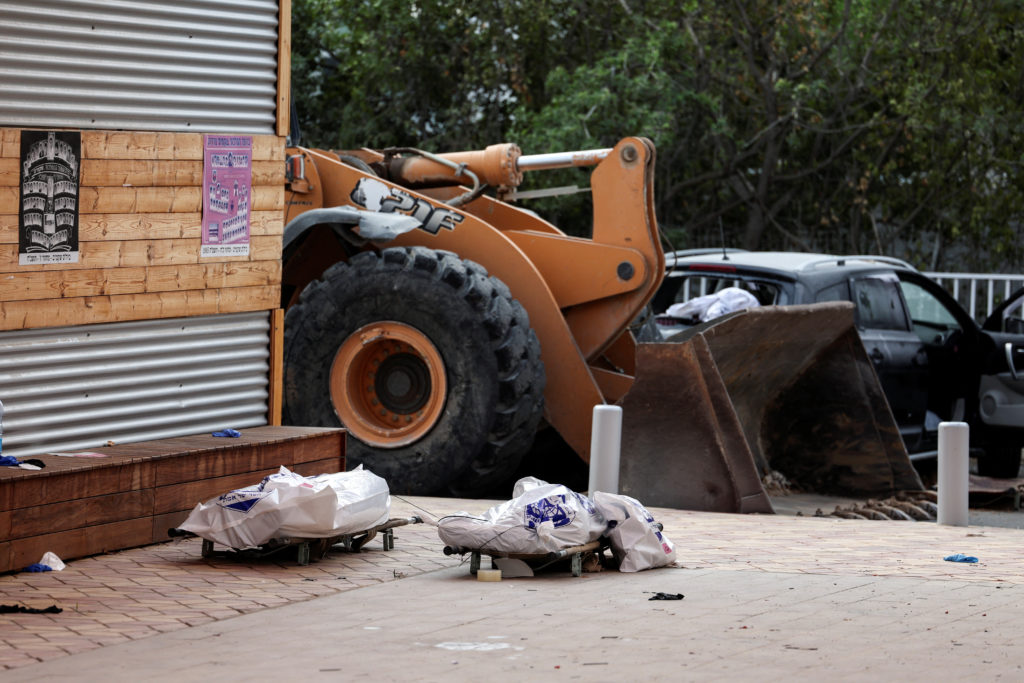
291,0,1024,271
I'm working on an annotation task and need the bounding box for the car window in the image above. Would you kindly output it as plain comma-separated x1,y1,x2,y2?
899,280,961,332
994,294,1024,333
815,282,849,303
852,276,909,331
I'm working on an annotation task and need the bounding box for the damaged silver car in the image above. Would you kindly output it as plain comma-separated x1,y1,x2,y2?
652,250,1024,478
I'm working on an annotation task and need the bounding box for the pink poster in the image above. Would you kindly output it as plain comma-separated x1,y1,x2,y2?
201,135,252,257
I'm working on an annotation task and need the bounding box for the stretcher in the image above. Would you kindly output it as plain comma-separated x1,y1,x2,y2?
169,515,422,566
442,539,608,577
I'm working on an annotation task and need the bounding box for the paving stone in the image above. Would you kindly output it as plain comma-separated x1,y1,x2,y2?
2,496,1024,677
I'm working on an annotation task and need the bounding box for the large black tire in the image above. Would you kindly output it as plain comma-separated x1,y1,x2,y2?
283,246,545,495
977,436,1023,479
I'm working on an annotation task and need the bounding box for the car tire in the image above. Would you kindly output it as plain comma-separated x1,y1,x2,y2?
977,439,1023,479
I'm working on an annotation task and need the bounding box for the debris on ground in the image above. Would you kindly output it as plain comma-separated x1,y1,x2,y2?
944,553,979,563
761,470,793,496
0,456,45,470
23,552,66,573
0,604,62,614
814,491,939,521
647,592,684,601
966,474,1024,510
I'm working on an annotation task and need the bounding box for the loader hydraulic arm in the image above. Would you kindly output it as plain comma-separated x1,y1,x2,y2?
446,138,664,369
391,138,664,455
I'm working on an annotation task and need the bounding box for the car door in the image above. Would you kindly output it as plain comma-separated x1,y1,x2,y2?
979,286,1024,431
849,274,930,450
897,274,983,449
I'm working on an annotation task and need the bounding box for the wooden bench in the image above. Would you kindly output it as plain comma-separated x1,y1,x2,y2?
0,426,344,574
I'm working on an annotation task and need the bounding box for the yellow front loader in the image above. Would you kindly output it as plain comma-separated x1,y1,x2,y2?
280,138,922,506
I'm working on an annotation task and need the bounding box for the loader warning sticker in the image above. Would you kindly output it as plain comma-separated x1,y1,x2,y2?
19,130,80,265
201,135,252,257
350,177,464,234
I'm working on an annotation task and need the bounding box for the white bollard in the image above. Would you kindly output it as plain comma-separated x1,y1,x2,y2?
937,421,970,527
588,405,622,495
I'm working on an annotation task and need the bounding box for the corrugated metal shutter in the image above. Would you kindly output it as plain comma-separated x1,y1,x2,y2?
0,311,270,457
0,0,280,133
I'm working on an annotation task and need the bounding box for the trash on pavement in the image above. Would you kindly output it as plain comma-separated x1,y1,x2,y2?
476,569,502,582
592,491,677,572
23,552,66,573
0,604,62,614
648,592,684,601
39,551,65,571
943,553,979,563
178,465,390,549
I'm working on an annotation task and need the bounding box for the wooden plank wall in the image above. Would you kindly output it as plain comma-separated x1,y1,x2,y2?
0,129,284,332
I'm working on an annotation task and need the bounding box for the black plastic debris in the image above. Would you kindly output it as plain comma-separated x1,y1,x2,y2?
0,604,62,614
648,592,684,601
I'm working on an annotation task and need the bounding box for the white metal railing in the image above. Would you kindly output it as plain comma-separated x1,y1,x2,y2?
680,277,710,302
925,273,1024,323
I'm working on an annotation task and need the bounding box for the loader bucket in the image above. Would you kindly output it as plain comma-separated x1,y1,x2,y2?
618,302,923,511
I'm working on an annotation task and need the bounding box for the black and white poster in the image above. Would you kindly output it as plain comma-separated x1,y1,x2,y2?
19,130,81,265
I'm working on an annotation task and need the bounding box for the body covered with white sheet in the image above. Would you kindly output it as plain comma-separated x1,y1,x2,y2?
591,491,676,571
437,477,605,554
665,287,759,323
179,466,390,549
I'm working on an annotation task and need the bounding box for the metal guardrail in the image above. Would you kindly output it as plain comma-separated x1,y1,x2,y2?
924,273,1024,323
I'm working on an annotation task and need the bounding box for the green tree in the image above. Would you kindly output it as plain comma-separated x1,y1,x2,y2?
510,0,1024,269
862,0,1024,270
290,0,631,150
291,0,1024,270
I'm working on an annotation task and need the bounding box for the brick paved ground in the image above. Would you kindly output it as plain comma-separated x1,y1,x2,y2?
2,493,1023,676
0,496,468,671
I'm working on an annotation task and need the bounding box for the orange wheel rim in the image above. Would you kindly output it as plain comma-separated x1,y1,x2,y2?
330,322,447,448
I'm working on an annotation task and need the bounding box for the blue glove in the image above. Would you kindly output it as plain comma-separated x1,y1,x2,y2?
22,564,52,573
212,429,242,438
944,553,978,563
0,456,19,467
